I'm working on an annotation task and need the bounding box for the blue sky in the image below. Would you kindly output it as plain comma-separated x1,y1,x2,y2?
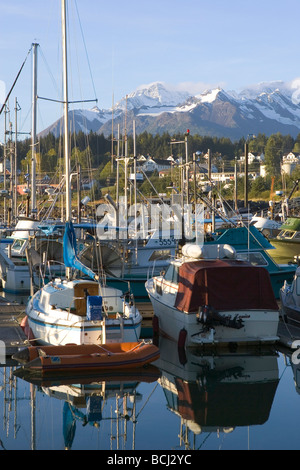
1,0,300,136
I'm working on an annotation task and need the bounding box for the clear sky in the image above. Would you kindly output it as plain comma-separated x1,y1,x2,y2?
1,0,300,137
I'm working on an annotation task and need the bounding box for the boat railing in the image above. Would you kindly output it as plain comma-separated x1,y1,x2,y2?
147,252,176,281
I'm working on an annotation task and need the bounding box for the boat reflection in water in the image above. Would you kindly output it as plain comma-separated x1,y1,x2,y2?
155,337,280,449
14,366,160,450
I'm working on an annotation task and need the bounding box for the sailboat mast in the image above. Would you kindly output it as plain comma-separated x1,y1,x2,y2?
62,0,71,222
31,43,38,218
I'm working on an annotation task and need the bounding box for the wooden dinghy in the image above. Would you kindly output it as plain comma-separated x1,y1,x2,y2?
12,341,160,373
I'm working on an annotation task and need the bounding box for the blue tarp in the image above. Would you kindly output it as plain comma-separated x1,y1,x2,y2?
63,220,97,280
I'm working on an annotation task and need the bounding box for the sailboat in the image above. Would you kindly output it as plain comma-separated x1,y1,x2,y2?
24,0,142,347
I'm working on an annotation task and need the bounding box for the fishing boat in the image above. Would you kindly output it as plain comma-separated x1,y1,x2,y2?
12,340,160,373
24,0,142,347
145,244,280,348
250,214,282,238
268,217,300,264
80,229,177,301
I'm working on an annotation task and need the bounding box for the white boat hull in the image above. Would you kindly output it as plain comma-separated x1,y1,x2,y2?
146,280,279,347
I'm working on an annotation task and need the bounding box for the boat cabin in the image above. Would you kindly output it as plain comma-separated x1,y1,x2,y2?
155,258,278,314
276,217,300,240
39,280,124,316
174,259,279,313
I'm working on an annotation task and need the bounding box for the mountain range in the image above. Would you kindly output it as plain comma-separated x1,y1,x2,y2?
40,79,300,141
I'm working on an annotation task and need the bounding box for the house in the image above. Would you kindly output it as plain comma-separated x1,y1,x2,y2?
138,156,171,173
281,152,300,176
239,152,264,164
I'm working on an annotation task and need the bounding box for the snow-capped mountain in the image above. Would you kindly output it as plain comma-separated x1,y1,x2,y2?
40,80,300,140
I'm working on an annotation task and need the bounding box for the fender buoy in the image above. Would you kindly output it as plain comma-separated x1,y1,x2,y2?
152,315,159,334
178,328,187,365
20,316,35,341
178,328,187,349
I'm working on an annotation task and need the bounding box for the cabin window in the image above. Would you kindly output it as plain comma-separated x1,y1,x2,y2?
163,264,178,284
149,249,171,261
282,231,295,239
294,232,300,239
238,252,268,266
11,239,26,252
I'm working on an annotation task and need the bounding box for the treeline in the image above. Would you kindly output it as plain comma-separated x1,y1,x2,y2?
1,129,300,198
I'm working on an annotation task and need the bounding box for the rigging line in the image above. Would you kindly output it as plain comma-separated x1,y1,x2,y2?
68,1,96,185
39,47,60,97
74,0,98,100
37,96,97,104
0,45,33,116
135,383,159,419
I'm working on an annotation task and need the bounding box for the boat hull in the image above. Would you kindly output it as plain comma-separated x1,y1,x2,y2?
1,264,31,293
267,239,300,264
280,285,300,327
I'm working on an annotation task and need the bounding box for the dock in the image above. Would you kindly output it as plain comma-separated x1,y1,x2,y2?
2,299,298,357
0,301,28,358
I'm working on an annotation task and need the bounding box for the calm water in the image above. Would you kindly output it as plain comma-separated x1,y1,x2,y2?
1,332,300,451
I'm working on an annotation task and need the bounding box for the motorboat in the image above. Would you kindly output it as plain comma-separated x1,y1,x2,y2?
280,265,300,326
268,217,300,264
145,243,280,348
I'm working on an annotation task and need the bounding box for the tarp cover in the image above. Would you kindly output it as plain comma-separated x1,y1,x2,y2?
174,259,278,313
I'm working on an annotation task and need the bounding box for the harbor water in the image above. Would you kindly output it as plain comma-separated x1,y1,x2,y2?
1,318,300,451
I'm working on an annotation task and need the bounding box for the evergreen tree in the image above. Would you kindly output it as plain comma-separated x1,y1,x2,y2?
264,133,283,176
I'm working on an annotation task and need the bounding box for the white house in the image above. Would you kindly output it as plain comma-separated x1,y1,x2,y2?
281,152,300,176
139,156,171,173
239,152,265,164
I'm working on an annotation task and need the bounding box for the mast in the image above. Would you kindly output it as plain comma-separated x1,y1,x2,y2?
31,43,38,218
14,98,18,219
62,0,71,222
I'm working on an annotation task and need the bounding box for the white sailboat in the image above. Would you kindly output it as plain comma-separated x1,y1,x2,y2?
25,0,142,346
